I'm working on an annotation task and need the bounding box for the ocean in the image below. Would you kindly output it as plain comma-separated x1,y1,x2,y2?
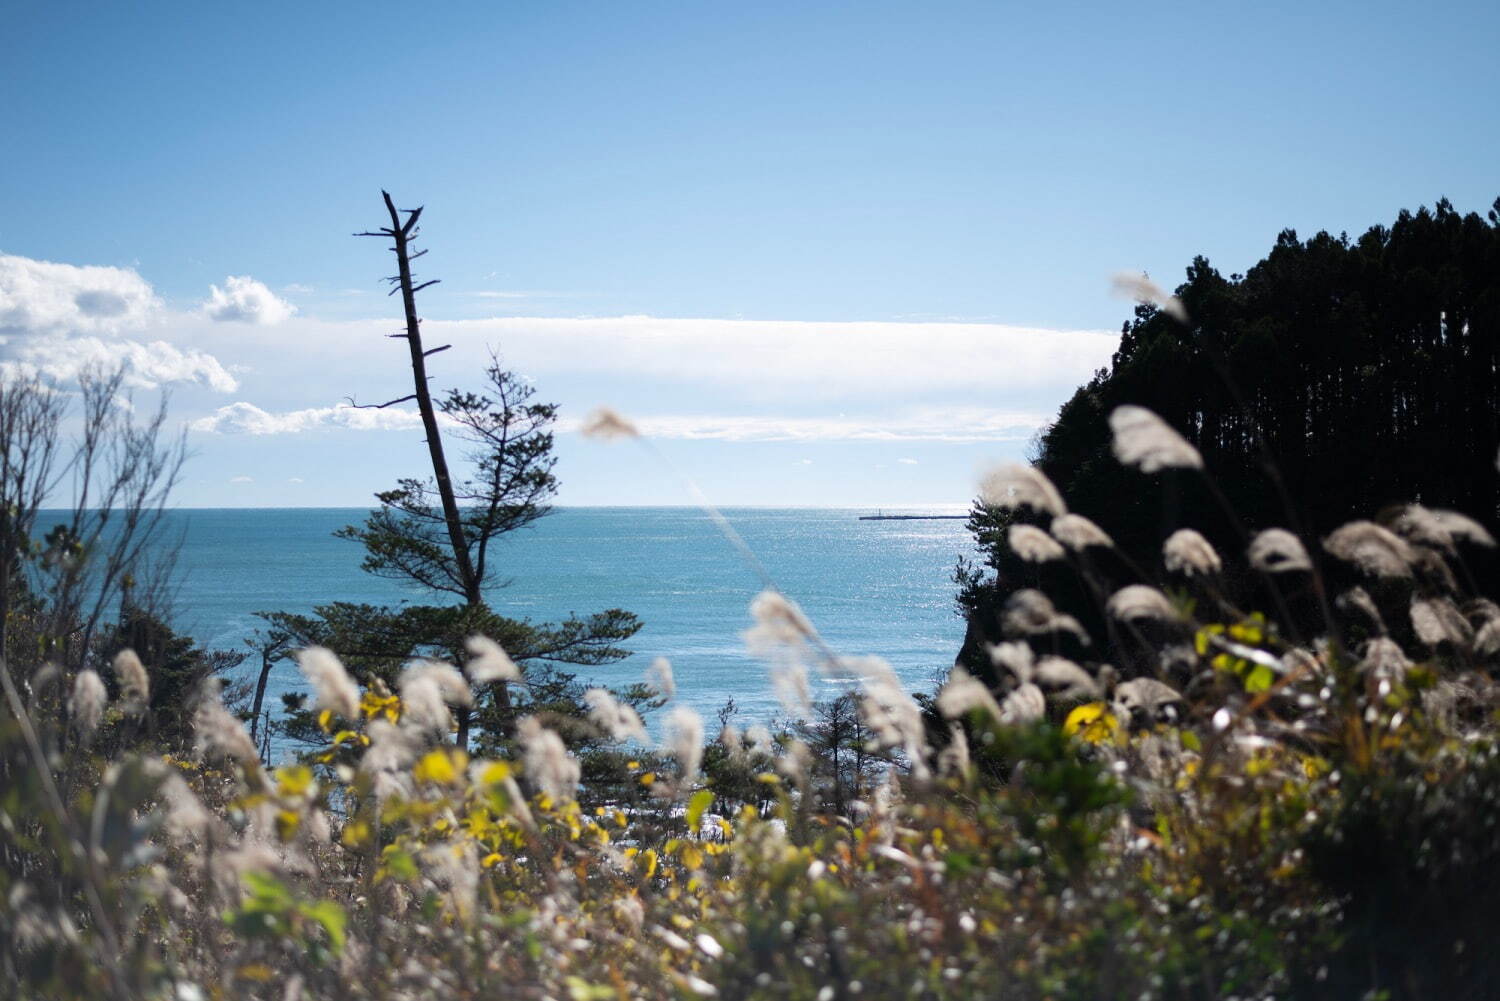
79,507,979,735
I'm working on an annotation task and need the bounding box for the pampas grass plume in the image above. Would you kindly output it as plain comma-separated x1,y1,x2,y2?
464,635,520,683
68,669,106,740
579,407,639,440
297,646,360,721
1110,271,1190,324
1109,406,1203,473
518,716,580,801
1163,528,1222,576
112,648,149,708
1107,584,1180,623
1324,521,1417,579
646,656,676,699
1009,523,1065,563
1050,513,1113,552
583,688,648,743
978,463,1067,518
1248,529,1312,573
664,705,704,781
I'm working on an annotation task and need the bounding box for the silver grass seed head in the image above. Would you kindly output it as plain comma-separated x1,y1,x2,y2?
396,675,452,736
401,660,472,708
664,705,704,782
1111,271,1190,324
517,716,580,802
937,667,1003,722
112,648,150,709
579,406,639,440
1106,584,1181,624
986,640,1035,683
296,646,360,721
745,589,817,650
192,688,258,767
1109,406,1203,473
1050,513,1113,552
582,688,648,744
464,635,520,684
1324,521,1417,579
999,682,1046,725
68,669,107,742
1430,509,1497,548
1008,523,1065,563
978,463,1067,518
1411,596,1473,649
645,656,676,700
1163,528,1222,576
1336,586,1387,635
1000,589,1090,645
1248,528,1313,573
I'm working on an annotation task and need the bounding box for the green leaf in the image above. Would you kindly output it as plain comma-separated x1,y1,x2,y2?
686,789,715,833
300,900,347,953
1243,664,1275,694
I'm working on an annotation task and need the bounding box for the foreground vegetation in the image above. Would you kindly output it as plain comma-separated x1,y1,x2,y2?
5,397,1500,1000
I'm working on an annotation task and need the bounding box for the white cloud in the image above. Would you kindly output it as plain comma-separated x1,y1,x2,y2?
0,253,236,391
202,276,296,324
898,457,919,465
190,401,427,435
562,407,1049,443
230,475,253,484
287,476,304,483
10,336,238,392
0,254,159,336
433,315,1117,399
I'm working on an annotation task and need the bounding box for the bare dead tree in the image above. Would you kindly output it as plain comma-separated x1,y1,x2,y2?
33,368,187,670
354,192,480,606
0,373,65,664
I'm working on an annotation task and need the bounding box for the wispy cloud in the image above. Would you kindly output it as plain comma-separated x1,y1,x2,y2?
190,401,427,435
560,407,1049,443
432,315,1117,399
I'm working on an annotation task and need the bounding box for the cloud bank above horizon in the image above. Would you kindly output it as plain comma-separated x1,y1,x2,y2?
0,250,1120,504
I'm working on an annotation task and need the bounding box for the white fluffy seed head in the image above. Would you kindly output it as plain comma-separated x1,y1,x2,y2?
1411,597,1473,649
112,649,149,709
464,635,520,683
936,667,1002,722
1049,513,1113,552
68,670,107,741
645,657,676,700
583,688,649,743
1324,521,1417,579
1163,528,1222,576
1008,524,1065,563
193,687,258,766
664,706,704,781
1248,529,1312,573
999,590,1089,645
744,590,817,652
1109,406,1203,473
517,716,580,802
579,406,639,440
296,646,360,721
978,464,1067,518
1106,584,1181,624
401,660,472,708
1110,271,1190,324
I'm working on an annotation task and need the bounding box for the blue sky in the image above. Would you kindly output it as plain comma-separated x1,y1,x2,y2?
2,1,1496,507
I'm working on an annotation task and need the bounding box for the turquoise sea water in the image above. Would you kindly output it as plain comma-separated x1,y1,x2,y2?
88,507,978,732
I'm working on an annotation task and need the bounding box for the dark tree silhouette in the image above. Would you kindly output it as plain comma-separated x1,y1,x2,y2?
958,196,1500,675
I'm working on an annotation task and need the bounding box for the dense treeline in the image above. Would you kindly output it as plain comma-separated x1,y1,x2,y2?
959,196,1500,674
1049,196,1500,549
